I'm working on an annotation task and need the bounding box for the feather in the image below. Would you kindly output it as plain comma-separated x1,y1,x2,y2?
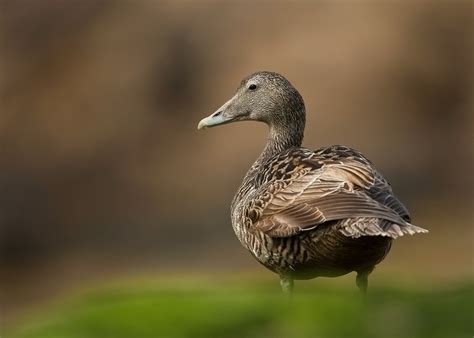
246,146,427,238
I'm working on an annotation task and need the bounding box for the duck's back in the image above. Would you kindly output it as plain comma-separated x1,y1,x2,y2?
231,145,427,278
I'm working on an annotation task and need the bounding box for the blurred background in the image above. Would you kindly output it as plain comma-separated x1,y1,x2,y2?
1,0,472,337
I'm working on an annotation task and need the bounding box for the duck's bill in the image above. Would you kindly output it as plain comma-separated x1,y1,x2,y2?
197,94,241,130
197,113,235,130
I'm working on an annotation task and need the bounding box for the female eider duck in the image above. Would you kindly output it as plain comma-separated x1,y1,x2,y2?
197,71,428,294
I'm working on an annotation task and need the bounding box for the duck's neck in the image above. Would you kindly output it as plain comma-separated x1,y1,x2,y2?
260,124,304,160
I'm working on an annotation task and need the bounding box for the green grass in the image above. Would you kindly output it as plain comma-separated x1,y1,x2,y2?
8,279,473,338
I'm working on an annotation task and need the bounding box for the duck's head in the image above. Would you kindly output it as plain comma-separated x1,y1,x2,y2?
197,71,305,130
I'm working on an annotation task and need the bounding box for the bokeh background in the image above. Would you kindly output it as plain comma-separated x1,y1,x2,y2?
1,1,472,337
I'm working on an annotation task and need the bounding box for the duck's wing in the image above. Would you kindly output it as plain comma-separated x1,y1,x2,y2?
247,145,427,238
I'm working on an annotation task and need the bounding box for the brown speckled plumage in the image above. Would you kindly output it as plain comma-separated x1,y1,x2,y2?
198,71,428,293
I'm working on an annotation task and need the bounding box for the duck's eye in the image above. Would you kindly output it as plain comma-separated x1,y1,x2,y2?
248,84,257,90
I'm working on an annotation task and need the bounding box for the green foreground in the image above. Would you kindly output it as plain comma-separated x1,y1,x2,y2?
9,279,473,338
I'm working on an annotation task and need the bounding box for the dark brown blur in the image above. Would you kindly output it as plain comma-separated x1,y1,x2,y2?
1,0,472,321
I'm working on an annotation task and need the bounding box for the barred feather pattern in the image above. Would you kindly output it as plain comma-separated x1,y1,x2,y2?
231,145,428,279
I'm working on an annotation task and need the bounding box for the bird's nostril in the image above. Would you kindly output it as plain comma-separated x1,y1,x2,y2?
213,111,222,118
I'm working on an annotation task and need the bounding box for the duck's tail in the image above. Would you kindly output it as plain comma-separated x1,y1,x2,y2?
339,217,429,239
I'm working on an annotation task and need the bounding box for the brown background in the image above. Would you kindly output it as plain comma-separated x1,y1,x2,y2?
1,0,472,322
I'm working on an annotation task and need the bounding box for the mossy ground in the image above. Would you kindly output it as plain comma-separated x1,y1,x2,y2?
8,278,472,338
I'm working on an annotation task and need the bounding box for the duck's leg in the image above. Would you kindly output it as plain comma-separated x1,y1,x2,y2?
356,268,373,295
280,275,294,296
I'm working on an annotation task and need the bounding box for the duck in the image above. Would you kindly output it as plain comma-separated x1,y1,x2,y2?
197,71,428,294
